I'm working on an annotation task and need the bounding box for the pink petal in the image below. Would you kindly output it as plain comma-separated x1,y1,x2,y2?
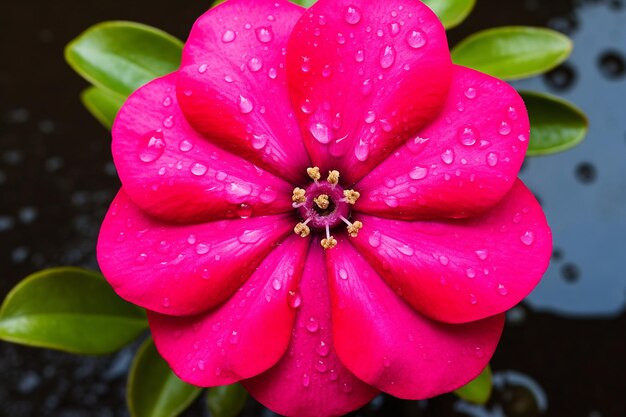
148,235,309,386
327,238,504,399
286,0,452,184
350,180,552,323
97,189,293,316
113,73,294,223
177,0,309,182
243,240,378,417
356,66,529,219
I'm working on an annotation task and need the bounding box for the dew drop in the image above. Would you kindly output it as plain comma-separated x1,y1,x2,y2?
498,121,512,135
364,110,377,124
475,249,488,260
339,269,348,280
272,279,282,291
162,115,174,128
197,360,205,371
343,5,362,24
520,230,535,246
252,134,269,150
260,186,277,204
317,340,330,357
498,284,509,296
466,268,476,278
135,253,148,264
162,96,172,107
239,229,262,244
247,57,263,72
288,290,302,309
409,165,428,180
190,162,208,176
239,95,254,114
441,149,454,164
179,139,193,152
406,28,427,49
236,203,252,219
361,79,373,96
439,255,449,266
464,87,477,99
255,26,274,43
398,244,414,256
198,64,208,74
355,49,365,62
487,152,499,167
222,30,236,43
390,22,400,36
384,195,398,208
162,297,171,308
458,125,478,146
368,231,381,248
268,67,278,79
309,122,330,144
196,243,210,255
302,373,311,388
306,317,320,333
470,294,477,305
315,360,328,373
229,330,240,345
139,131,166,163
380,45,396,69
355,140,369,161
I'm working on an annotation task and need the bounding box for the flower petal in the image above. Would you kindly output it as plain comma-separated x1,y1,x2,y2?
177,0,309,182
97,189,293,316
351,180,551,323
356,65,530,220
148,235,309,386
113,73,294,223
287,0,452,184
327,238,504,399
243,240,378,417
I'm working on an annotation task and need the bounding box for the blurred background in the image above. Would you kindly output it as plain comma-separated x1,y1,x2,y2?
1,0,625,416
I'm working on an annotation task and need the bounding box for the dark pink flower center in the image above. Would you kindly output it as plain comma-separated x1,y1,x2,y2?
298,181,350,230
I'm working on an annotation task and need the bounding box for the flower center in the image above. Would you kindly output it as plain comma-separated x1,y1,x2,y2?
292,167,362,250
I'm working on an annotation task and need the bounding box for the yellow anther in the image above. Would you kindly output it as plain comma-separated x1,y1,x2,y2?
292,187,306,204
314,194,330,210
321,236,338,250
347,220,363,238
343,189,361,205
327,170,340,185
294,223,311,237
307,167,321,181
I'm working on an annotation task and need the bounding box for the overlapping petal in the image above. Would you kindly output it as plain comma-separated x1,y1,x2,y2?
287,0,452,184
177,0,309,182
97,190,293,316
327,238,504,399
350,181,551,323
244,241,378,417
113,73,294,223
148,235,309,386
356,65,530,220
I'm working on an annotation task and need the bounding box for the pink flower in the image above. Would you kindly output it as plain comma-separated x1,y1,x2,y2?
97,0,552,415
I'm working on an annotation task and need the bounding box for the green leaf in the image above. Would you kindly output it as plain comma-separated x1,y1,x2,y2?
423,0,476,30
451,27,572,80
128,338,202,417
290,0,317,6
0,267,147,354
521,91,588,156
454,365,493,404
65,21,183,97
207,384,248,417
81,87,125,130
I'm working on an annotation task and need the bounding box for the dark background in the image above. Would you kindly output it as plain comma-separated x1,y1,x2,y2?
1,0,625,416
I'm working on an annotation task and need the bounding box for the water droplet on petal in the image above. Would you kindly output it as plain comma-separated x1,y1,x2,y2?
239,95,254,114
343,5,362,24
409,166,428,180
406,28,427,48
229,330,240,345
380,45,396,69
361,79,373,96
339,269,348,280
441,149,454,164
466,268,476,278
198,64,208,74
498,284,509,296
499,121,512,135
317,340,330,356
464,87,477,99
364,110,377,124
458,125,478,146
196,243,210,255
162,115,174,128
252,134,269,150
288,290,302,308
470,294,477,305
310,122,330,144
306,317,319,333
268,67,277,79
302,373,311,387
247,57,263,72
179,139,193,152
390,22,400,36
439,255,449,266
355,49,365,62
520,230,535,246
475,249,488,260
135,253,148,265
190,162,208,176
139,131,166,163
398,244,414,256
162,96,172,107
162,298,171,308
355,140,369,161
487,152,499,167
255,26,273,43
236,203,252,219
222,30,236,43
368,231,381,248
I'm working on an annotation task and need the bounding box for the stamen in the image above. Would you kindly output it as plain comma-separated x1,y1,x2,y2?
321,224,337,250
327,170,340,185
294,222,311,237
343,189,360,205
307,167,321,182
314,194,330,210
347,221,363,238
292,187,306,204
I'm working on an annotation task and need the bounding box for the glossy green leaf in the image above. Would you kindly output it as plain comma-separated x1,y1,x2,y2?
128,338,202,417
207,384,248,417
65,21,183,97
454,365,493,404
291,0,317,6
451,27,572,80
81,87,125,130
521,91,588,156
423,0,476,29
0,267,147,354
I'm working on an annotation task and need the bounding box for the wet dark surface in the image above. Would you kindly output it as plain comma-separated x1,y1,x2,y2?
1,0,625,416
